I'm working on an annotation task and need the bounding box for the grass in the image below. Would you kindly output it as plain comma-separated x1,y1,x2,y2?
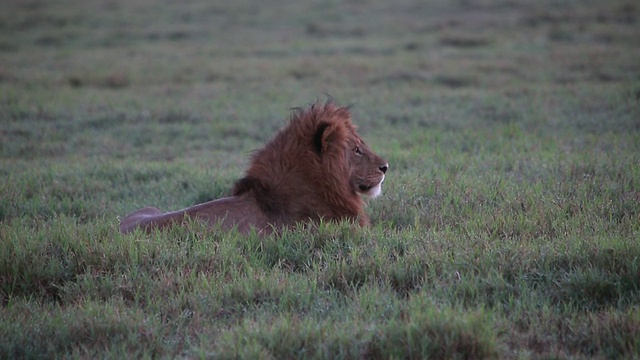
1,0,640,358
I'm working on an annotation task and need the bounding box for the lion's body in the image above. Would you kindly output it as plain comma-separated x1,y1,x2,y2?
119,195,269,234
119,100,388,235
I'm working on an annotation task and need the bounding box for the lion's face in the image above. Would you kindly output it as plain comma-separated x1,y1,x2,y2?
348,136,388,198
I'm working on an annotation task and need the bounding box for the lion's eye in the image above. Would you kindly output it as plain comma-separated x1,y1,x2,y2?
354,146,362,156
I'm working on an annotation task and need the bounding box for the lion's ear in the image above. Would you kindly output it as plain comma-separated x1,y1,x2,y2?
314,122,344,155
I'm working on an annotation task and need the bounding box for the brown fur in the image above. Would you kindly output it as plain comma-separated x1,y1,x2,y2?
119,100,388,235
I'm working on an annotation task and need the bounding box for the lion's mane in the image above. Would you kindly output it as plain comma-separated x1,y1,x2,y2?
232,100,368,227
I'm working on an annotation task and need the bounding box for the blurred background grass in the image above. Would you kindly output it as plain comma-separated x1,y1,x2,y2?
2,0,638,216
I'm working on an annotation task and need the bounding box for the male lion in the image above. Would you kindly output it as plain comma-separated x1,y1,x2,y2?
119,100,388,235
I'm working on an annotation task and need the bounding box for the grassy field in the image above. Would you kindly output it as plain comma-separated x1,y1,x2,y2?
1,0,639,358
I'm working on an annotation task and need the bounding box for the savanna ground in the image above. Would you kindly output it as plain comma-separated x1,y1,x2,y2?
1,0,639,358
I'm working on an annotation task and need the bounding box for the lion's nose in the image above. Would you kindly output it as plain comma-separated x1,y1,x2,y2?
379,164,388,174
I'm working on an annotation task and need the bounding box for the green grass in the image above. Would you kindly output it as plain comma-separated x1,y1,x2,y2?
1,0,640,358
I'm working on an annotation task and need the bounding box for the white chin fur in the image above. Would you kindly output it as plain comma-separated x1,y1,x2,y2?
363,175,384,198
366,183,382,198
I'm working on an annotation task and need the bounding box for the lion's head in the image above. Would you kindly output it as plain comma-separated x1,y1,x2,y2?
346,129,388,199
233,100,388,226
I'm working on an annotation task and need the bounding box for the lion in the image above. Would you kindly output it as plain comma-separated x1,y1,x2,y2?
119,100,388,235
